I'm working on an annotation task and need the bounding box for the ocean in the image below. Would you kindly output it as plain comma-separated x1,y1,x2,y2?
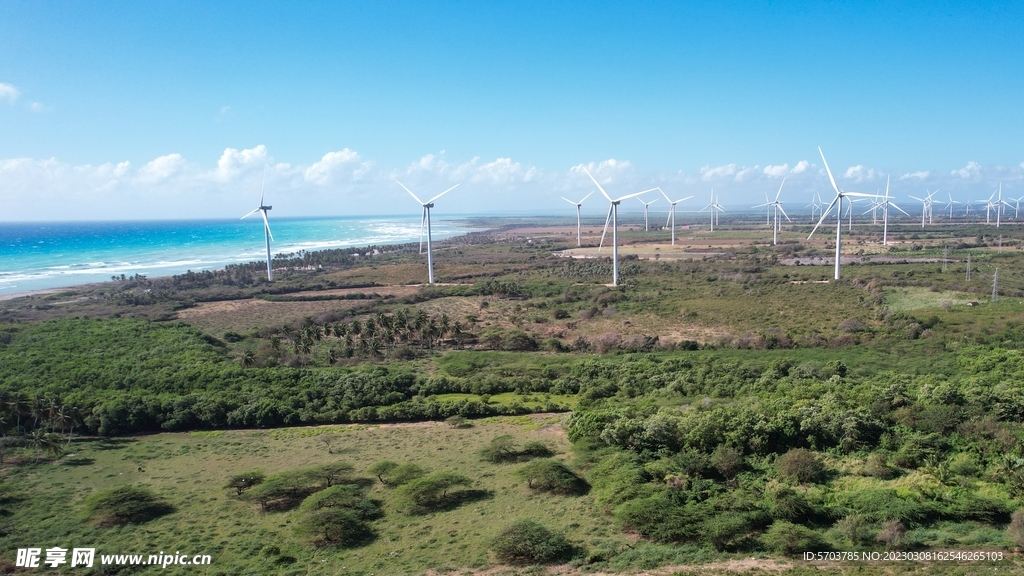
0,216,473,296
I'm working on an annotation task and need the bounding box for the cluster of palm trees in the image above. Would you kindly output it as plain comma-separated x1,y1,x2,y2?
0,393,79,462
250,309,469,366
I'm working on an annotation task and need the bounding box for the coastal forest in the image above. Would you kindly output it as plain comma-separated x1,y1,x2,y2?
2,217,1024,575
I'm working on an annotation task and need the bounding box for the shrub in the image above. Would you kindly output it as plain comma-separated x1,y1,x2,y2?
834,514,870,545
480,435,519,463
491,519,572,564
516,459,588,495
225,470,265,496
82,486,174,526
445,415,469,428
876,519,906,548
862,453,896,479
711,445,744,478
552,308,570,320
761,521,828,555
776,449,825,484
1007,509,1024,548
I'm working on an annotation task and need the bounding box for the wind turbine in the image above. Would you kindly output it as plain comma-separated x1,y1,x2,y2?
700,188,725,231
637,197,658,231
659,188,693,245
944,192,961,219
241,166,275,281
806,192,824,221
875,177,908,245
978,185,1010,226
561,192,594,247
1011,196,1024,219
807,147,874,280
908,191,936,228
395,179,459,284
583,167,655,286
752,178,791,245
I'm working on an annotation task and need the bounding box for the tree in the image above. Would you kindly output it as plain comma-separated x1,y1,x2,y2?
318,434,338,454
480,435,519,463
295,485,379,547
309,462,355,487
516,459,588,495
398,471,472,509
225,470,265,496
81,486,174,526
367,461,398,485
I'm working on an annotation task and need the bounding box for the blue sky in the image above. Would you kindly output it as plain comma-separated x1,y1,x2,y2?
2,1,1023,220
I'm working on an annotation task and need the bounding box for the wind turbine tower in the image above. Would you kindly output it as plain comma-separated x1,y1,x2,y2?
241,166,275,281
752,178,791,245
560,192,594,247
395,179,459,284
583,167,655,286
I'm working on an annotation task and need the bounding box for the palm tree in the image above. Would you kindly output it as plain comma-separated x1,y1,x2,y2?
327,348,338,365
241,349,256,368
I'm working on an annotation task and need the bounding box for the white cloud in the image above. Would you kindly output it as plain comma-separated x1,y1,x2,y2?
791,160,810,174
569,158,633,183
952,161,981,179
473,157,538,184
763,164,789,177
213,145,269,182
699,163,737,180
137,154,185,183
0,83,19,104
29,102,46,112
304,149,365,185
734,167,757,181
900,171,930,180
844,165,877,182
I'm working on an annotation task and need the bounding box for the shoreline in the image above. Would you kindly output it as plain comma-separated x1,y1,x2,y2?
0,217,511,302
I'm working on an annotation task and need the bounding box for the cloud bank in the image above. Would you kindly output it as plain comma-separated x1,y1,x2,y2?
1,146,1023,221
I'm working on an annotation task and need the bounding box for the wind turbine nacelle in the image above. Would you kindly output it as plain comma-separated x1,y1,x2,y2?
261,205,272,211
425,203,434,208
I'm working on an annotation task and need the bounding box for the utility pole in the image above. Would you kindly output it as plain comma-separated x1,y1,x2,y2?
992,267,999,302
966,253,972,281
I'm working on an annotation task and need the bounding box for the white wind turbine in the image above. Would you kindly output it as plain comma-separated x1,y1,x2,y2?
807,147,874,280
1011,196,1024,219
700,188,725,231
752,178,791,245
241,166,275,281
659,188,693,245
561,192,594,247
908,190,936,228
874,176,908,245
806,192,824,221
394,179,459,284
944,192,961,219
637,197,658,231
583,167,655,286
978,185,1011,226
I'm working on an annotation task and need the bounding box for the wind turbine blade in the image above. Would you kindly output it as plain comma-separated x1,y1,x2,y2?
665,210,673,228
775,177,786,202
659,187,672,203
778,205,792,222
578,191,594,204
259,164,267,206
419,207,426,249
885,176,890,199
561,197,578,206
261,210,274,242
889,202,910,217
808,195,840,239
394,178,424,205
675,195,693,203
426,184,459,204
818,147,841,195
615,188,658,202
241,207,261,220
598,205,613,250
582,167,612,202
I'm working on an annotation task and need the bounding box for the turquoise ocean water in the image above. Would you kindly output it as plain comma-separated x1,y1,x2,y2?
0,216,472,296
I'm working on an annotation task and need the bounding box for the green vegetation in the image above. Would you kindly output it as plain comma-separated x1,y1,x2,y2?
5,219,1024,573
81,486,174,526
490,519,574,564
